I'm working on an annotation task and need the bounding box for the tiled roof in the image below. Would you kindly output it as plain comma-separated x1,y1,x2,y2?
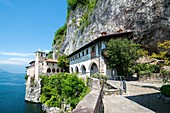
45,59,58,63
25,65,34,68
68,31,133,57
29,61,35,64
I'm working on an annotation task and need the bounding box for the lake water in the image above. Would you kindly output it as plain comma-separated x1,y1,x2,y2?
0,72,43,113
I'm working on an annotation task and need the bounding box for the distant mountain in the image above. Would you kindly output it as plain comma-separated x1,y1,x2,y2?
0,69,9,73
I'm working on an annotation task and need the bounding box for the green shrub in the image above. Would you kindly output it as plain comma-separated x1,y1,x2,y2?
91,72,108,82
91,72,100,79
52,24,67,46
149,64,160,73
40,73,89,109
25,74,28,80
160,70,170,83
160,85,170,97
139,70,151,76
132,63,160,74
161,70,170,76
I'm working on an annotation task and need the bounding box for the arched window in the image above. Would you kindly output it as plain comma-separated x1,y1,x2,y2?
92,46,95,52
86,49,88,55
61,69,63,72
81,65,86,75
90,63,98,75
71,67,73,73
56,68,60,73
75,66,79,73
47,68,51,73
52,68,55,73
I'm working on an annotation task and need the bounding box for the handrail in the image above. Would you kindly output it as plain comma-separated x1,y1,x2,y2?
112,76,127,95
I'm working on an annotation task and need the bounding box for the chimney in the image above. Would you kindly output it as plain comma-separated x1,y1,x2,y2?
117,28,123,32
101,32,107,36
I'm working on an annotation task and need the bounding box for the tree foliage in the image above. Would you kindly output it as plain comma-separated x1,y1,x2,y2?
158,40,170,49
151,40,170,60
40,73,89,109
52,24,67,46
130,63,160,75
160,85,170,97
46,51,53,59
67,0,89,10
57,54,69,72
106,39,141,77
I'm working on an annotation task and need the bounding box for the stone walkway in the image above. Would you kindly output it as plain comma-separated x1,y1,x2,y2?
103,81,170,113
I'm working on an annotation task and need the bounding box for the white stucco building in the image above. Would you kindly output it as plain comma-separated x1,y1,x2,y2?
68,31,133,79
26,50,64,82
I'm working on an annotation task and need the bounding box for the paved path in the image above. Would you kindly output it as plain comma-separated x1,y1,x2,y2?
103,95,155,113
103,81,170,113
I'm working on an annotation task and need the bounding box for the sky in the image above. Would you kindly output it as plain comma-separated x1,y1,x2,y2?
0,0,67,73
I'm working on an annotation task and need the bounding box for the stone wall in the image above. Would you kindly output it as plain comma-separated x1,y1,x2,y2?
59,0,170,55
138,73,170,82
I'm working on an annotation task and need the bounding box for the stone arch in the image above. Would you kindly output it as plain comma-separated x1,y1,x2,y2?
61,69,64,72
52,68,55,73
71,67,73,73
81,65,86,75
75,66,79,73
56,68,60,73
89,62,98,75
47,68,51,73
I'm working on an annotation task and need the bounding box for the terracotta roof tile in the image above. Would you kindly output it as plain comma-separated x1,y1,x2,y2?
45,59,58,63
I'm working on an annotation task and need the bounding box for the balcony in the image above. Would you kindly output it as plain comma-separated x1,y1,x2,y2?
91,51,96,58
70,54,91,65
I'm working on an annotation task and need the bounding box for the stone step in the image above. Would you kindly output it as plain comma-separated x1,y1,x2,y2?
104,88,126,95
104,89,120,95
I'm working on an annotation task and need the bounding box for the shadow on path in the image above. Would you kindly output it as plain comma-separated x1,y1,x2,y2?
125,93,170,113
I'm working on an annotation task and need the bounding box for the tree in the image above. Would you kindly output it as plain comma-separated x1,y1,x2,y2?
106,39,141,77
150,40,170,60
57,54,69,72
40,73,89,109
67,0,89,10
46,51,53,59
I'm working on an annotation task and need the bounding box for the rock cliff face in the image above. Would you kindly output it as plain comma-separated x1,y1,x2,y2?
25,77,41,103
61,0,170,54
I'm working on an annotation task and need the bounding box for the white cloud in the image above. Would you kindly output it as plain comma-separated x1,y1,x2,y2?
0,58,34,65
0,52,34,57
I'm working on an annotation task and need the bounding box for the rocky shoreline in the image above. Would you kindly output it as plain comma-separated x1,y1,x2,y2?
25,77,61,113
42,104,61,113
25,77,41,103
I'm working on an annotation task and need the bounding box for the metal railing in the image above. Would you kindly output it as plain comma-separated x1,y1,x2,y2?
112,76,127,95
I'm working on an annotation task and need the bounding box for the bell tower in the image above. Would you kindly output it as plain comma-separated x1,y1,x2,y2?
34,49,46,81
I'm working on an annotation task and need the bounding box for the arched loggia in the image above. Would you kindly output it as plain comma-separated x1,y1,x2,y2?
90,63,98,75
81,65,86,75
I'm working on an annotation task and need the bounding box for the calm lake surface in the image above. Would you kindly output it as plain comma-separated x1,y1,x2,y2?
0,72,43,113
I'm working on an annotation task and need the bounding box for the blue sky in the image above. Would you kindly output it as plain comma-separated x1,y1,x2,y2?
0,0,67,73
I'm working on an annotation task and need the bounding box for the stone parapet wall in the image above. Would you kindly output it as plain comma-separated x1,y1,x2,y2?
72,78,104,113
138,73,170,82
